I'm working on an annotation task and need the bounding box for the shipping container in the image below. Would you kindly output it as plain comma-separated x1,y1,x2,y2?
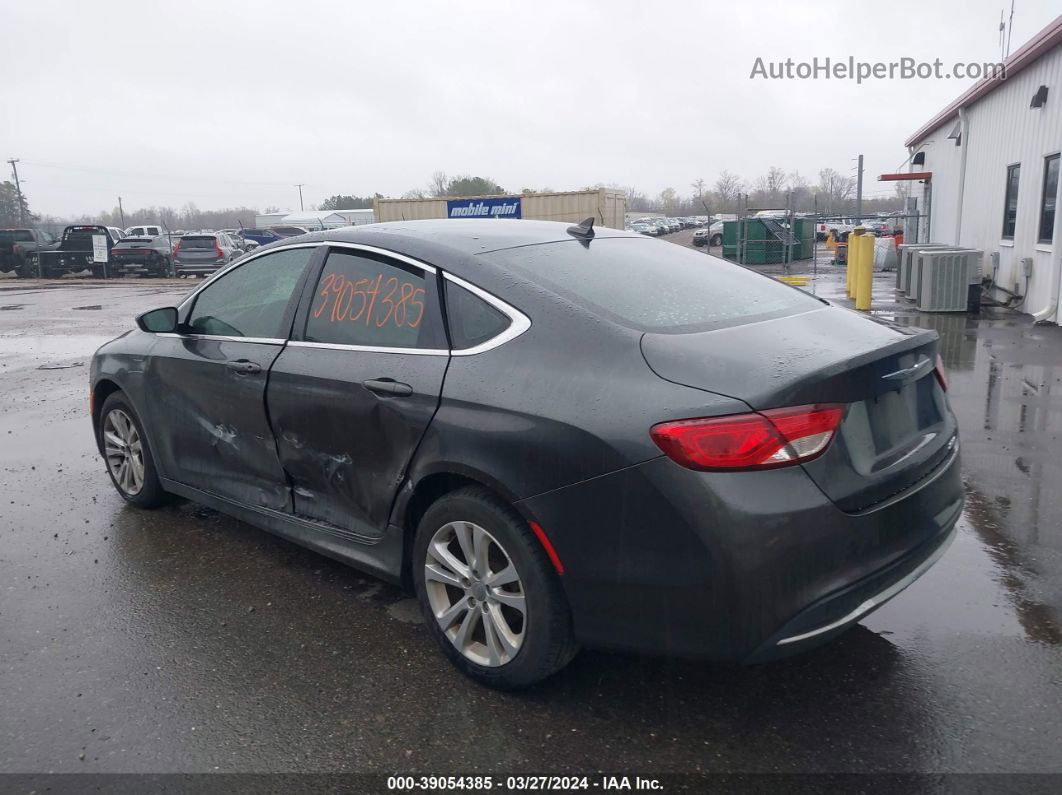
374,188,626,229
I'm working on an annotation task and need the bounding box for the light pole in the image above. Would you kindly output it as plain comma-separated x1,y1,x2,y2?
7,158,26,226
295,184,305,211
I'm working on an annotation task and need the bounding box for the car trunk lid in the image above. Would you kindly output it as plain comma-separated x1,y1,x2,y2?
640,306,957,512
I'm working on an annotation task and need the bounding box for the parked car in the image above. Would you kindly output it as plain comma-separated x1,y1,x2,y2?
631,222,654,236
0,228,59,276
172,232,240,277
111,235,175,277
694,221,724,247
240,228,287,246
90,219,962,689
124,225,164,238
269,225,310,238
39,225,122,278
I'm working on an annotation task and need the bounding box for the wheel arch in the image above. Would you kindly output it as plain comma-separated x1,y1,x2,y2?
396,467,528,590
91,378,124,439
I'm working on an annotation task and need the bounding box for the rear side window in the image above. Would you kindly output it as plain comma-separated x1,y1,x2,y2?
444,280,511,350
187,247,315,338
486,238,821,333
303,248,444,350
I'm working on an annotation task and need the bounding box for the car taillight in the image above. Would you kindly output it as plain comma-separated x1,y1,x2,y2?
650,404,845,472
934,354,948,391
215,241,224,259
172,241,180,256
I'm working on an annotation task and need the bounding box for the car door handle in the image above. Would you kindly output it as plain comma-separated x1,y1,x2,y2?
226,360,262,375
362,378,413,397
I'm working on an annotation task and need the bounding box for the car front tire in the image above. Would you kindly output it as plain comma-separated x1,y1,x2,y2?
98,392,168,508
413,486,578,689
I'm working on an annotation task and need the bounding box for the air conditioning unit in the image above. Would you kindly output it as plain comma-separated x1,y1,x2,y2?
896,243,949,293
916,249,983,312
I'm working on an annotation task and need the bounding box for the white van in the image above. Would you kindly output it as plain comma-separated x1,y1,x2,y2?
124,225,163,238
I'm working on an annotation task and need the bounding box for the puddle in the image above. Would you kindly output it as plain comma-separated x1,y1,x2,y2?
0,304,25,310
0,334,116,359
73,304,103,311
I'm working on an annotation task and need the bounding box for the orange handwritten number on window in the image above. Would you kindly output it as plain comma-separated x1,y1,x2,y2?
349,277,369,322
377,276,400,328
329,274,346,323
316,270,425,329
313,273,336,319
364,274,382,325
407,287,425,328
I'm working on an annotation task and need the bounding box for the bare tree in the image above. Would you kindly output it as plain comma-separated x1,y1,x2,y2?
754,166,788,204
817,167,855,212
713,170,743,209
428,171,448,197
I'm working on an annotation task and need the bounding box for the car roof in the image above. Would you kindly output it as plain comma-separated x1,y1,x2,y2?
293,219,639,257
244,220,644,298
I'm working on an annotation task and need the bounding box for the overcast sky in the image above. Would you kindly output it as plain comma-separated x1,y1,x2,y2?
2,0,1059,217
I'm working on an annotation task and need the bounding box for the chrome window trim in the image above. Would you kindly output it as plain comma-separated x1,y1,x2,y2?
288,340,448,356
323,241,438,275
156,332,285,345
170,239,527,356
442,272,531,356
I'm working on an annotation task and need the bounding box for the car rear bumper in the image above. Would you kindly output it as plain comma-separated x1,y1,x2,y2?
174,261,225,275
518,442,963,662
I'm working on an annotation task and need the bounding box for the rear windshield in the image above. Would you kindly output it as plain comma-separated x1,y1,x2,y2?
179,236,217,248
0,230,34,243
62,227,106,244
486,238,822,333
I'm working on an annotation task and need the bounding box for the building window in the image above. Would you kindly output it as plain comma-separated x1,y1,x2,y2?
1002,164,1020,240
1039,154,1059,244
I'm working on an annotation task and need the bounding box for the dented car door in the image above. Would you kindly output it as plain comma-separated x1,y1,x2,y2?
143,246,319,509
266,245,449,538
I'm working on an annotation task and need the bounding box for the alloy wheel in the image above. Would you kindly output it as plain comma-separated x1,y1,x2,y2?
103,409,145,496
424,521,526,667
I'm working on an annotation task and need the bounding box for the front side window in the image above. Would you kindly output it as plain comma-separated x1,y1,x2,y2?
304,248,444,350
1002,164,1020,239
187,247,315,338
1039,154,1059,244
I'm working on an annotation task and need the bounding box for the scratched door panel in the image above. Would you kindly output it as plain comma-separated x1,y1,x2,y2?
145,337,291,511
267,246,449,537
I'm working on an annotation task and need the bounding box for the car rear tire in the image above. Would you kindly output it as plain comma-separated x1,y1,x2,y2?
413,486,578,689
710,234,722,247
98,393,168,508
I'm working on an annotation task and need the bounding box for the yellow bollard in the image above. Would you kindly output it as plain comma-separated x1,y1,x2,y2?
846,228,861,299
855,231,873,311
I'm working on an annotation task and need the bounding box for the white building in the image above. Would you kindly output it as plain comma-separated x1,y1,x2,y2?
901,14,1061,322
253,209,375,229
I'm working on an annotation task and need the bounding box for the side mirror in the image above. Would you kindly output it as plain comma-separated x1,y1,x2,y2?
137,306,179,333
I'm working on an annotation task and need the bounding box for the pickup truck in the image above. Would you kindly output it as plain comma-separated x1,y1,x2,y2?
0,229,59,276
38,225,123,278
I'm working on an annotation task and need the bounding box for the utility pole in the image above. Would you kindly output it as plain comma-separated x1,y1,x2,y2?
7,158,26,226
295,184,305,211
855,154,864,222
118,196,126,228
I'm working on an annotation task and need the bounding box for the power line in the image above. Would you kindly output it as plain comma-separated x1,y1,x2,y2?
18,159,303,188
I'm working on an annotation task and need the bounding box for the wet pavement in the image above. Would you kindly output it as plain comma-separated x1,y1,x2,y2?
1,276,1061,776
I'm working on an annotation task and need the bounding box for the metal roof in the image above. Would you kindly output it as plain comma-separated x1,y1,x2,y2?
905,13,1062,147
